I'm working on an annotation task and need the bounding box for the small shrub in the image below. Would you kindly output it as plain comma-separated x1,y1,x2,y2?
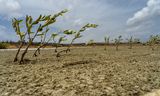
0,42,8,49
56,24,98,57
86,39,95,47
115,35,123,51
104,36,110,50
147,35,160,51
134,38,141,44
126,36,133,49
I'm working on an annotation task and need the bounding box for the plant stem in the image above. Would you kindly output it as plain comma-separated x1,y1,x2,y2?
104,46,107,51
19,29,39,64
129,43,132,49
33,45,42,57
56,39,75,57
56,49,67,58
55,44,58,53
33,36,52,57
19,43,30,64
116,44,119,51
66,38,75,53
14,42,24,62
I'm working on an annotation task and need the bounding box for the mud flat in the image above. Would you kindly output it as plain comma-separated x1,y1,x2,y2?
0,46,160,96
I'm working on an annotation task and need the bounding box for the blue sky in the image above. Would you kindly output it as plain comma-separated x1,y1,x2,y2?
0,0,160,42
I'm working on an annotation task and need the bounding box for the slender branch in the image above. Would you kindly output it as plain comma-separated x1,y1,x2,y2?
33,36,52,57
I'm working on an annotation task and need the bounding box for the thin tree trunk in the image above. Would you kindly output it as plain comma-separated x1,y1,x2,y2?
151,46,154,51
14,43,24,62
104,44,107,51
56,49,67,58
19,44,30,64
55,44,58,53
116,45,119,51
66,46,71,53
66,39,74,53
56,39,75,58
33,46,42,57
129,43,132,49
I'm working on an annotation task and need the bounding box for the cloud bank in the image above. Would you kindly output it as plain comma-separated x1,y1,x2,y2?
127,0,160,26
0,0,159,42
126,0,160,40
0,0,21,18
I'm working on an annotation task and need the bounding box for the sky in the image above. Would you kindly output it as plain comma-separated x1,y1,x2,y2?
0,0,160,43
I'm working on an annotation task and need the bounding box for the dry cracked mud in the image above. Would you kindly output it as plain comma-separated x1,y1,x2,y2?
0,46,160,96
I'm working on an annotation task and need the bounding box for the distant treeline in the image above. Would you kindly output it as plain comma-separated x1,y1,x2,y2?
0,40,54,46
0,40,143,47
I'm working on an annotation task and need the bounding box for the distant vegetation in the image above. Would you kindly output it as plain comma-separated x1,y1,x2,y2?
0,42,9,49
114,35,123,51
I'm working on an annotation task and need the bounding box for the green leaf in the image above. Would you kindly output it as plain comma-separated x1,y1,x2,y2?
82,23,98,29
59,36,67,43
51,9,68,20
20,32,25,36
38,24,43,32
29,32,34,34
18,20,23,23
75,32,82,38
79,28,85,32
64,30,76,35
29,16,33,24
43,15,51,21
62,38,67,41
52,33,58,38
62,9,68,13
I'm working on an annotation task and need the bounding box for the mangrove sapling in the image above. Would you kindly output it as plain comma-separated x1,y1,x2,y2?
86,39,95,47
104,36,110,50
66,23,98,53
33,29,58,57
126,36,133,49
56,24,98,57
55,30,76,57
134,38,141,44
115,35,123,51
33,27,49,57
12,9,68,64
12,18,27,62
55,36,67,53
54,30,75,53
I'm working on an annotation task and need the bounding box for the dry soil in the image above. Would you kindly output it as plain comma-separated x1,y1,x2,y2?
0,46,160,96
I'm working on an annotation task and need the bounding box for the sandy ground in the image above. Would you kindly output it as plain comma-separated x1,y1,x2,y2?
0,45,160,96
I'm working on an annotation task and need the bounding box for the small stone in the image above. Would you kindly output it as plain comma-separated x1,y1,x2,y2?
3,92,10,96
51,89,64,96
15,88,23,94
79,84,87,88
65,90,76,96
43,89,53,95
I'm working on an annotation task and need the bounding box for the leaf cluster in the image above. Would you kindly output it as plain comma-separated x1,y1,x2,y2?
115,35,123,44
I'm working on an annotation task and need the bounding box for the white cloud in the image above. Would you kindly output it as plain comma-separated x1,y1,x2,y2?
127,0,160,26
125,0,160,41
0,0,22,18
